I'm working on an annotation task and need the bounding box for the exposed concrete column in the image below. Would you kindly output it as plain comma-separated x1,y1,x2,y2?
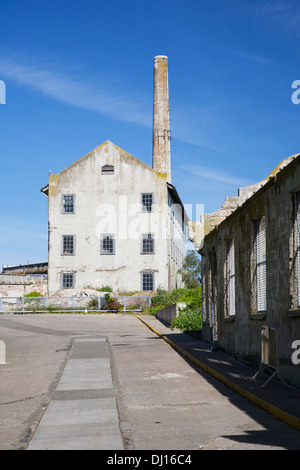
152,55,171,183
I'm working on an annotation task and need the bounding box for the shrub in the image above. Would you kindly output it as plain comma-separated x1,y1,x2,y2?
150,286,201,314
101,294,122,311
24,291,42,297
87,298,99,309
96,285,113,293
171,307,202,332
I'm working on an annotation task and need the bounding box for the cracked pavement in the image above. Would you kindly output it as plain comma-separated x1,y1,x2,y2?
1,314,300,450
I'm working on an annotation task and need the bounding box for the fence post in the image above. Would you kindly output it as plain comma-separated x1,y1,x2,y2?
72,296,74,313
0,297,2,313
123,296,126,313
21,297,24,314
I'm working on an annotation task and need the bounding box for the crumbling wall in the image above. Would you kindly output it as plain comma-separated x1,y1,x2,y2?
200,154,300,388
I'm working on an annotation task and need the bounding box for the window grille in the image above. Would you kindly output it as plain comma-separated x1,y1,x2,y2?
101,165,114,175
226,238,236,316
141,272,154,291
255,216,266,312
141,193,154,212
61,273,74,289
62,195,74,213
62,235,75,255
141,233,155,254
296,192,300,307
101,234,115,255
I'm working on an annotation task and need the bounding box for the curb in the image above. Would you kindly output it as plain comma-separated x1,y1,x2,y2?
136,315,300,433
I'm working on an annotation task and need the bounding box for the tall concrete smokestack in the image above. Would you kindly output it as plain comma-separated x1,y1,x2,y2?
152,55,171,183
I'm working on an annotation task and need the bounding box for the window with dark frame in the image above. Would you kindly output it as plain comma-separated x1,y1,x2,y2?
141,193,154,212
141,272,154,291
62,195,75,213
62,235,75,255
100,234,115,255
141,233,155,254
61,273,74,289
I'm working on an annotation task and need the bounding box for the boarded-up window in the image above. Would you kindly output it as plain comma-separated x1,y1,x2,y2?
101,165,114,175
226,238,236,316
295,192,300,307
255,216,267,312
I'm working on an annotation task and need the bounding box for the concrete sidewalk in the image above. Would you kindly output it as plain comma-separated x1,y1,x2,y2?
26,337,123,450
137,315,300,433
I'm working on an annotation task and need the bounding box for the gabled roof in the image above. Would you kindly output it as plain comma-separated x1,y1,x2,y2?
40,140,162,196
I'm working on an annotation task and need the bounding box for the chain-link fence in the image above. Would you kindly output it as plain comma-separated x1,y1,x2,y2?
0,295,152,314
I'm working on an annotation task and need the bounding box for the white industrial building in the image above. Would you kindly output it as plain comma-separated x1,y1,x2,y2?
41,56,188,294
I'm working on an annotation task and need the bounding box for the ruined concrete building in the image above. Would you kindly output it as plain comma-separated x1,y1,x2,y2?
41,56,188,295
192,153,300,388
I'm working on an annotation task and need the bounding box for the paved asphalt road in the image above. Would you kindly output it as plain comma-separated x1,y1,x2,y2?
1,313,300,451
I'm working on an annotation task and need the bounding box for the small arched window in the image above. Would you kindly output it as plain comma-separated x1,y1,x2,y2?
101,165,114,175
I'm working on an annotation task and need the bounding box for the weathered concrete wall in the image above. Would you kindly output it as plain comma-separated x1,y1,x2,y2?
0,283,47,297
200,155,300,388
156,302,186,325
47,141,185,295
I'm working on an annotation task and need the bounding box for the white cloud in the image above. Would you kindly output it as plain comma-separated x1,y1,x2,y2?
0,56,232,152
234,50,278,67
0,58,152,127
180,165,251,187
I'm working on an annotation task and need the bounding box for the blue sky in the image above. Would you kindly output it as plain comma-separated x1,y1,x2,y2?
0,0,300,267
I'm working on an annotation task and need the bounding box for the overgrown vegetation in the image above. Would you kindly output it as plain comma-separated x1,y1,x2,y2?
96,285,113,293
147,251,202,336
24,291,42,297
148,286,202,336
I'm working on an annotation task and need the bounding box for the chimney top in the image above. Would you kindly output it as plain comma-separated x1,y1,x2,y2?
153,55,168,60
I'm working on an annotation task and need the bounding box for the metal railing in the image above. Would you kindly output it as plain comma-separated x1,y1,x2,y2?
253,325,279,388
0,295,152,314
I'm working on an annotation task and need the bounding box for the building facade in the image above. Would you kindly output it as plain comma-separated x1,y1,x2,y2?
41,56,188,294
196,153,300,388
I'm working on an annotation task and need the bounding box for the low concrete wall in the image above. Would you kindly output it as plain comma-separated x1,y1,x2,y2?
156,302,186,325
0,283,48,297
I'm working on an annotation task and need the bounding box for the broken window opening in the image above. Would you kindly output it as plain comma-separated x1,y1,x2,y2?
101,234,115,255
62,235,75,255
141,233,155,254
62,194,75,213
141,193,154,212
